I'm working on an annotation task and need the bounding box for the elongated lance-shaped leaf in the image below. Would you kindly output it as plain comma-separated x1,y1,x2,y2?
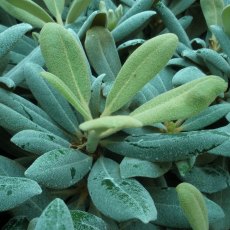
0,23,32,58
200,0,224,27
41,72,92,121
176,183,208,230
131,76,227,126
85,26,121,82
222,4,230,36
102,33,178,116
66,0,91,24
39,23,92,120
80,115,143,132
0,0,54,28
42,0,65,18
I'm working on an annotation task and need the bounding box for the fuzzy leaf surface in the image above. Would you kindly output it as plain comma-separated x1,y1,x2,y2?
102,33,178,116
0,0,54,28
0,176,42,211
0,23,32,58
11,130,70,155
42,0,64,18
120,157,171,179
35,198,74,230
66,0,91,24
131,76,227,125
88,157,157,223
25,148,92,189
71,210,107,230
102,131,228,162
40,23,92,120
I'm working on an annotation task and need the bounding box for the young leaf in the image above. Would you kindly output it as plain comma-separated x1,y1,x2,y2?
222,4,230,36
40,23,92,120
131,76,227,126
200,0,224,27
102,131,228,162
85,26,121,82
88,157,157,223
35,198,74,230
79,115,143,132
25,148,93,189
71,210,107,230
42,0,65,19
11,130,70,155
66,0,91,24
120,157,171,179
41,71,92,121
0,23,32,58
176,182,209,230
102,33,178,116
0,176,42,211
0,0,54,28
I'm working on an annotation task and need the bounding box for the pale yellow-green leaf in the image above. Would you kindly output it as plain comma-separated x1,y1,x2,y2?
39,23,92,120
79,115,143,132
41,72,92,121
0,0,54,28
131,76,227,125
42,0,65,18
102,33,178,116
200,0,224,27
66,0,91,24
176,182,208,230
222,5,230,36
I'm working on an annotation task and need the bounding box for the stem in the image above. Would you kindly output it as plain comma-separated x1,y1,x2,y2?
56,11,64,26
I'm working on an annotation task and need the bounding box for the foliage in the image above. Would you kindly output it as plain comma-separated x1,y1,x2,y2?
0,0,230,229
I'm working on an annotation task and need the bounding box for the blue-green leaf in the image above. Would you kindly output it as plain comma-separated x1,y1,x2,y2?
0,23,32,58
112,11,156,42
25,148,92,189
35,198,74,230
120,157,171,179
11,130,70,155
85,26,121,82
2,216,29,230
71,210,107,230
88,157,157,223
0,0,54,28
102,131,228,162
0,176,42,211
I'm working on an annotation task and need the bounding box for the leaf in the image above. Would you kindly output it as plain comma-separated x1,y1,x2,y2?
0,156,24,177
79,115,143,133
0,0,54,28
71,210,107,230
181,166,230,194
180,104,230,131
35,198,74,230
25,148,93,189
176,182,209,230
0,23,32,58
200,0,224,27
41,71,91,121
66,0,91,24
120,157,171,179
42,0,65,18
222,4,230,36
102,33,178,116
131,76,227,126
101,131,228,162
2,216,29,230
40,23,92,120
25,63,80,136
85,26,121,82
112,11,156,42
149,187,225,228
120,220,162,230
88,157,157,223
11,130,70,155
0,176,42,211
